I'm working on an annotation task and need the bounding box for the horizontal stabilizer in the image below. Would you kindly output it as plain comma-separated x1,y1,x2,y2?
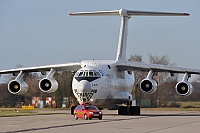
69,10,119,16
69,9,190,17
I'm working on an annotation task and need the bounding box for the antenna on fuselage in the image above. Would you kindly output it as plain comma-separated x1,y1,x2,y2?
69,9,189,61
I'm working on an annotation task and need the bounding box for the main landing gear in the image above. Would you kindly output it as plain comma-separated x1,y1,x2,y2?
118,101,140,115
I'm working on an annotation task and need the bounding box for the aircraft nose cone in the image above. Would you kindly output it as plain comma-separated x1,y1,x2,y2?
77,80,91,93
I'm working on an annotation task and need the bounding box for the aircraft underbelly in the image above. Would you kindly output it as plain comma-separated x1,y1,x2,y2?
92,78,134,108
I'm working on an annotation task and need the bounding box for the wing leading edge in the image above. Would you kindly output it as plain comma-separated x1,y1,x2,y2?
0,62,81,75
116,60,200,74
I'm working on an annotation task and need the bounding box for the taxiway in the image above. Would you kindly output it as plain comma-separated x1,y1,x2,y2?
0,110,199,133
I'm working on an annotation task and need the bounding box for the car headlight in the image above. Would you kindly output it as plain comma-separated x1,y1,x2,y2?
89,112,93,114
99,111,102,114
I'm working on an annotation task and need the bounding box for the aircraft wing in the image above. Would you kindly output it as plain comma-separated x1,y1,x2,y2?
0,62,81,75
116,60,200,74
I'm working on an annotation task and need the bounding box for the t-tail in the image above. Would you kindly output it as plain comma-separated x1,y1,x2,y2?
69,9,189,61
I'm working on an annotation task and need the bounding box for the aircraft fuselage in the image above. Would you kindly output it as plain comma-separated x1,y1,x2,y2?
72,60,134,108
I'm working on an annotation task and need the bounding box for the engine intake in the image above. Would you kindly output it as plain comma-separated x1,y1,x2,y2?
140,70,157,94
8,71,28,95
175,81,193,96
175,73,193,96
8,80,28,95
39,69,58,93
140,78,157,94
39,78,58,93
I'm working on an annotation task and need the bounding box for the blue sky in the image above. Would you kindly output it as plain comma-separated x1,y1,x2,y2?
0,0,200,77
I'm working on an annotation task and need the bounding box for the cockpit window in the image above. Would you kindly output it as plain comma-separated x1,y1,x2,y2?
93,72,98,76
75,70,101,77
89,71,93,76
78,71,84,77
84,71,88,76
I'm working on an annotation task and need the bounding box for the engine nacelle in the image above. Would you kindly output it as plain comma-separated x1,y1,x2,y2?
8,79,28,95
140,78,157,94
39,78,58,93
175,81,193,96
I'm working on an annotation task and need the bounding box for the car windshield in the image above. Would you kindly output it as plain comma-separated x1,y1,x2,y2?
85,105,98,110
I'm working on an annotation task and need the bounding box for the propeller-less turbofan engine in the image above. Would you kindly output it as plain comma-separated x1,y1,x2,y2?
140,70,157,94
8,71,28,95
39,69,58,93
175,73,193,96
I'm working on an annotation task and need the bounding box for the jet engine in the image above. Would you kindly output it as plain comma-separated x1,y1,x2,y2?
39,78,58,93
39,69,58,93
175,73,193,96
140,78,157,94
140,70,157,94
8,71,28,95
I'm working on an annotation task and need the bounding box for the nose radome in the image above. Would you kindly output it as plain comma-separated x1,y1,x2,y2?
77,80,91,93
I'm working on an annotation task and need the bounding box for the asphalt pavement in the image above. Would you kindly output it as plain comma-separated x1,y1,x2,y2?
0,110,199,133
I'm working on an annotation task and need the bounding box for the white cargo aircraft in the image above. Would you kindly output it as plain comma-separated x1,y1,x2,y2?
0,9,198,115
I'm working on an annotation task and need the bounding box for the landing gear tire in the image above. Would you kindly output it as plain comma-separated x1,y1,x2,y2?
118,106,123,115
118,106,140,116
129,106,140,115
118,106,128,115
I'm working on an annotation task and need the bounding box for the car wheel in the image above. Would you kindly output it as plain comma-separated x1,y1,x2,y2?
99,117,102,120
89,118,92,120
74,114,78,120
84,114,88,120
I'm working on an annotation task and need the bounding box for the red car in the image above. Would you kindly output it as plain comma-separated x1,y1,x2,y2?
74,104,103,120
